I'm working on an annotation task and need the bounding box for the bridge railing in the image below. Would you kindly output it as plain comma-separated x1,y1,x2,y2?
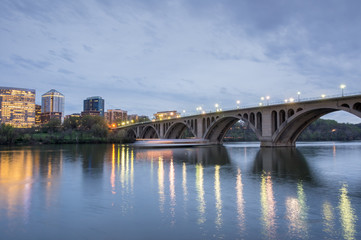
117,91,361,128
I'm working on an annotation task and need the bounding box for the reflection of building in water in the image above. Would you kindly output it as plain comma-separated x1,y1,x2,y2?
339,184,356,240
260,173,277,239
285,181,308,239
253,148,312,180
0,149,35,220
80,144,106,177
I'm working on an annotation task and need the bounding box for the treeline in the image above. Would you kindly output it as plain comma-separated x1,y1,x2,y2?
224,119,361,142
0,116,134,145
298,119,361,141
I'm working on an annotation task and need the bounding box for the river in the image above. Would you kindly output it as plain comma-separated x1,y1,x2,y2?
0,142,360,239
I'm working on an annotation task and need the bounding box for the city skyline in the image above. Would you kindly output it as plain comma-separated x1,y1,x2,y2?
1,1,361,123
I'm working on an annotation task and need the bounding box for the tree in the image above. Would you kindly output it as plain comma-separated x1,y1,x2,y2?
63,116,80,130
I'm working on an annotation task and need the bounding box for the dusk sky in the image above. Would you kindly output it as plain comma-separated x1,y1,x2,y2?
1,0,361,122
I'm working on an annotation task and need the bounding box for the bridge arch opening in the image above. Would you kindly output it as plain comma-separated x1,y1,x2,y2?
279,110,286,125
273,107,361,146
204,116,261,143
353,102,361,112
271,110,278,134
164,122,195,139
250,113,255,125
288,109,295,118
141,126,159,139
341,103,350,108
256,112,262,133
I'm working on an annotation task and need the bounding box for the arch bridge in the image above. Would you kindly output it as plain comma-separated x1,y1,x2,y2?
117,94,361,147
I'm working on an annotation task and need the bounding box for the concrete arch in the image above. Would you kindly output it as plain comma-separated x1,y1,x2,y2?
164,122,195,139
353,102,361,112
127,128,137,139
272,107,361,147
140,125,159,139
204,116,261,143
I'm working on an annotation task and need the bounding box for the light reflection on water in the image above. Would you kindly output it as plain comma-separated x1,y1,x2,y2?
0,143,360,239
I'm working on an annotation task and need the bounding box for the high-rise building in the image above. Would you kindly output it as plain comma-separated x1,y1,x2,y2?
41,89,64,122
0,87,35,128
83,96,104,116
107,109,127,126
35,104,41,125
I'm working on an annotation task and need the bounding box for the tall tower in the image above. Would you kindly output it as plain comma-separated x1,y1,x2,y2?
41,89,65,121
83,96,105,116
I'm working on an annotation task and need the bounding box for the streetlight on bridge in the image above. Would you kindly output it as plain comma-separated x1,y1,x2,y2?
236,100,240,109
297,91,301,102
340,84,346,97
215,103,219,112
266,96,270,105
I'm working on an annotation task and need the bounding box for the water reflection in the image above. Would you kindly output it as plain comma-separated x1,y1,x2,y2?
285,181,308,239
339,184,356,240
196,164,206,224
253,148,312,180
236,168,245,233
0,143,360,240
158,156,165,213
260,172,277,239
214,165,223,229
322,201,336,238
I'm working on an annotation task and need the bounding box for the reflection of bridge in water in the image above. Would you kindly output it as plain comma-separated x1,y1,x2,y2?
252,148,312,181
118,94,361,147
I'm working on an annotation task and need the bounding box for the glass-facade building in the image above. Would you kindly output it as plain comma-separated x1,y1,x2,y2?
83,96,105,116
0,87,36,128
41,89,65,121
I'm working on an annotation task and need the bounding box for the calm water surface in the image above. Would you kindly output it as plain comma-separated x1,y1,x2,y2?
0,142,360,240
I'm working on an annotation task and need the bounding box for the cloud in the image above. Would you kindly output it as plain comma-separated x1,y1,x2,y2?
0,0,360,123
11,55,52,70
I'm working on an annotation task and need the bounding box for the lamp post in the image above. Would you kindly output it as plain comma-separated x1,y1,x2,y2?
340,84,346,97
266,96,270,105
297,91,301,102
215,103,219,112
236,100,240,109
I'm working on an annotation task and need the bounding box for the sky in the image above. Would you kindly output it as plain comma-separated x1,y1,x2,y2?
1,0,361,123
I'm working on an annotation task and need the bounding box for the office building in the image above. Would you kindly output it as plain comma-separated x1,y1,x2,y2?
35,104,41,125
107,109,127,125
40,112,62,124
83,96,104,116
0,87,35,128
41,89,64,121
154,111,180,120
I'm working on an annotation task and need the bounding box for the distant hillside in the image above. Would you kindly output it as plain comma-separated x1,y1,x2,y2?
224,119,361,142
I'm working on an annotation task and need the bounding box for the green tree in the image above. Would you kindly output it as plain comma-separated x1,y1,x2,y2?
63,116,80,130
0,124,17,144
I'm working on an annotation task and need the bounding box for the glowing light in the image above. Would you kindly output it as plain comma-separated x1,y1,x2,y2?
321,94,326,98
